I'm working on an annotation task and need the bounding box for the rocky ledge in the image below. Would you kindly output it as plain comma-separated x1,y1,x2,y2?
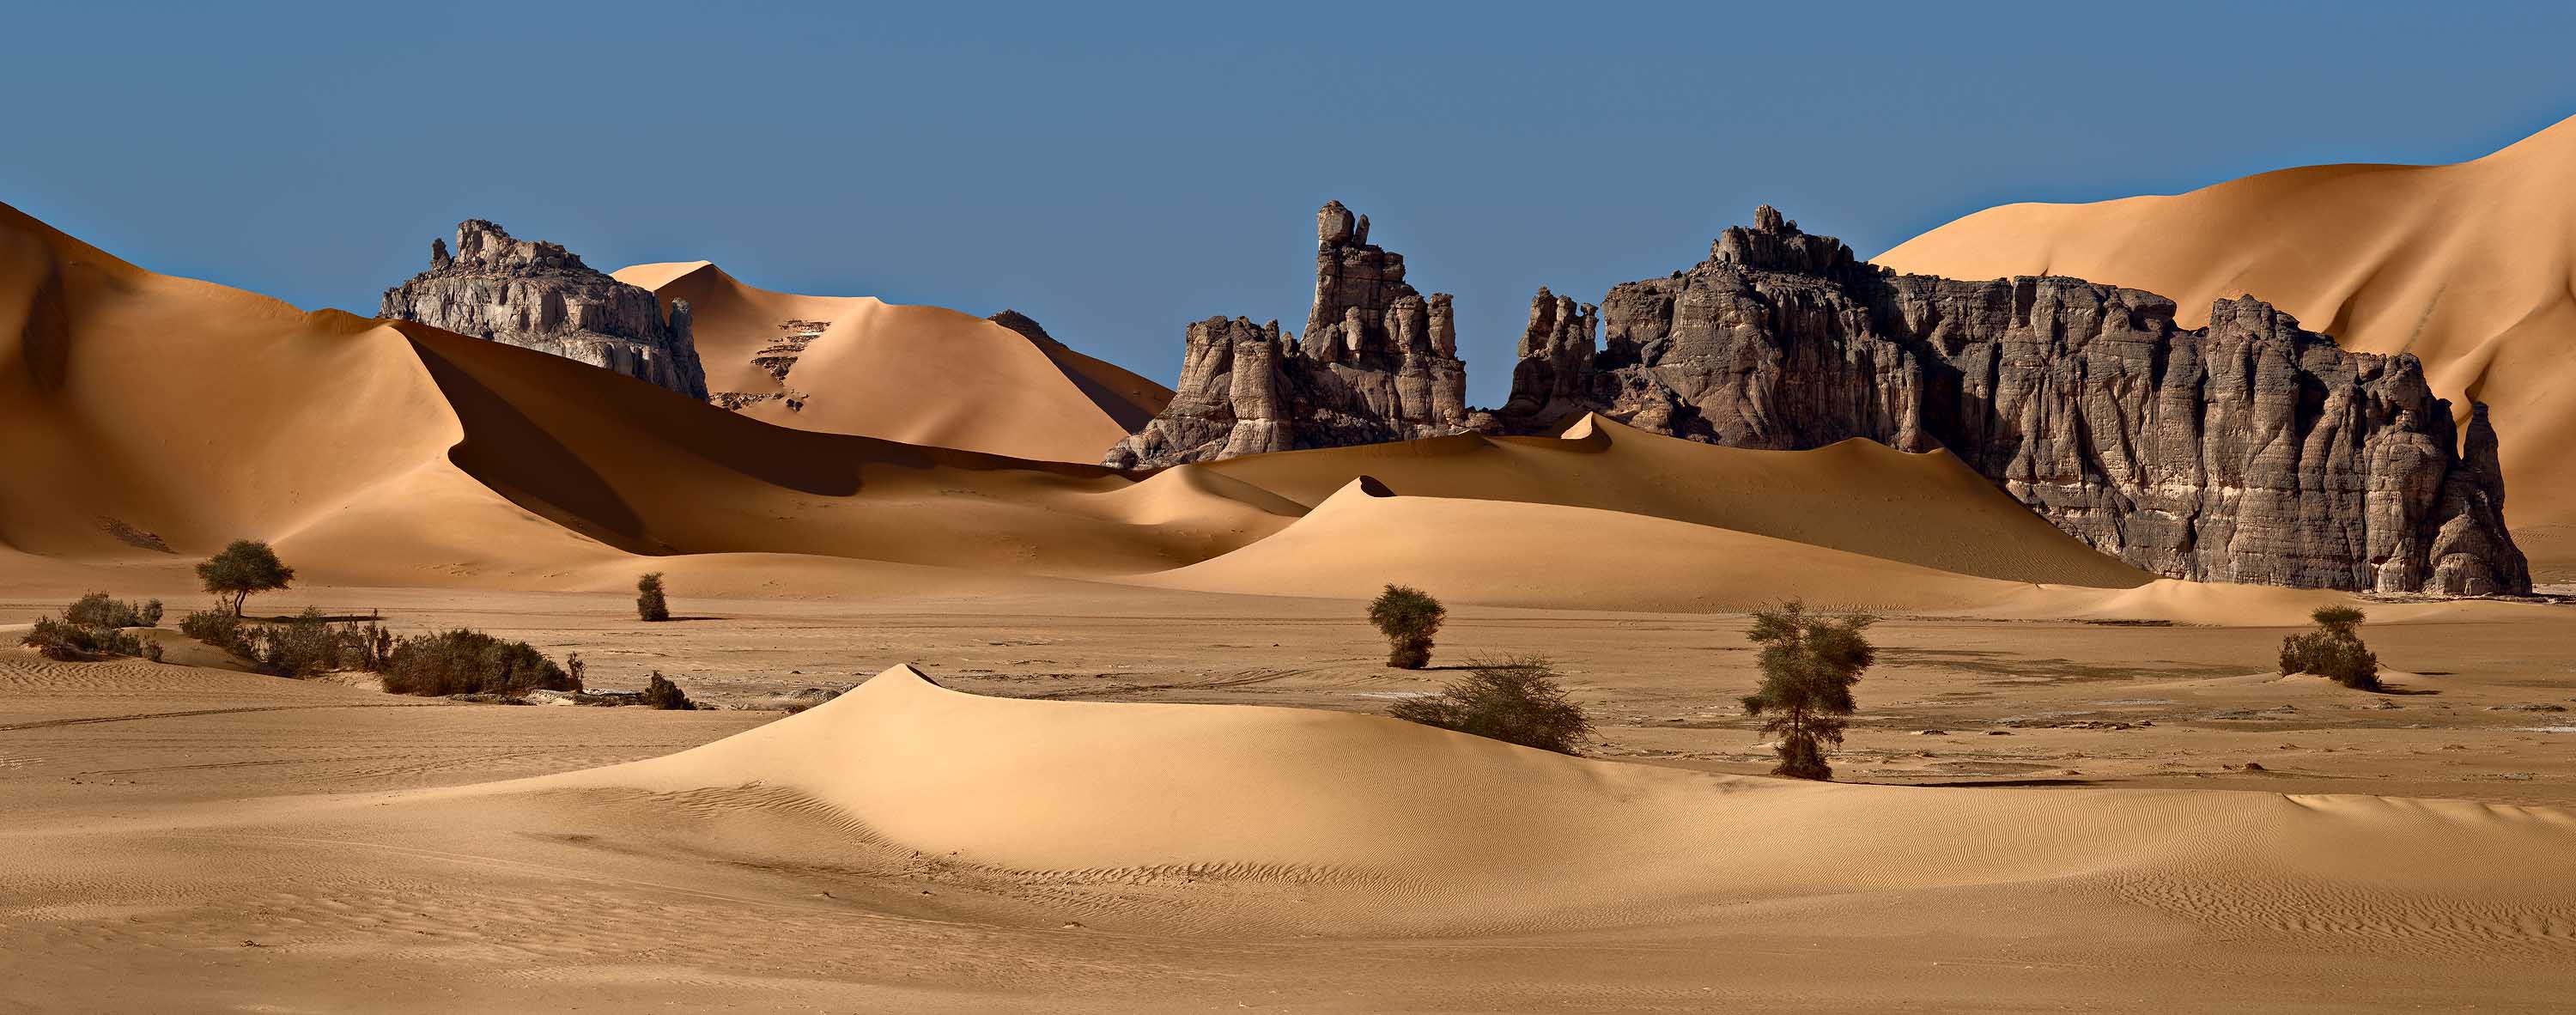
1103,202,1469,467
1104,203,2529,595
381,220,708,399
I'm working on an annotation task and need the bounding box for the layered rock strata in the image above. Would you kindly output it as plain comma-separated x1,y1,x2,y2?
1103,202,1468,467
383,221,708,398
1490,207,2527,594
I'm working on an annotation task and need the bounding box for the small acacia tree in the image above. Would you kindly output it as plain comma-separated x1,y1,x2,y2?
1367,584,1445,669
636,572,671,623
1388,655,1591,754
1740,600,1875,781
2280,605,2379,690
197,540,295,617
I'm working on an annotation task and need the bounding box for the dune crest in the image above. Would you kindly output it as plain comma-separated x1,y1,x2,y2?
615,259,1170,463
555,664,2576,935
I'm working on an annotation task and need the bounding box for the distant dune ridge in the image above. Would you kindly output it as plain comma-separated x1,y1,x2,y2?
1880,112,2576,580
613,260,1171,465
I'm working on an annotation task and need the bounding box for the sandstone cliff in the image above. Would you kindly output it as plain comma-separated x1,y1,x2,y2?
1103,202,1468,467
382,221,708,399
1491,207,2528,595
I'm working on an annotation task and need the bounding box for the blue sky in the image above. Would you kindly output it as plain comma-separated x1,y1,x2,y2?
9,0,2573,404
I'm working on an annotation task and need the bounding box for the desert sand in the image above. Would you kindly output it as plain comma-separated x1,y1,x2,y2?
1878,112,2576,580
614,260,1171,463
8,194,2576,1012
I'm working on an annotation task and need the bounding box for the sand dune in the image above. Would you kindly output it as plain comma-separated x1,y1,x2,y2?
555,664,2576,936
1137,477,2048,612
1197,415,2154,589
1877,113,2576,578
400,325,1291,576
615,260,1170,463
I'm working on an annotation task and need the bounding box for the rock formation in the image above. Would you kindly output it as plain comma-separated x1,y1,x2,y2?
1103,202,1468,467
1489,207,2528,595
382,221,708,399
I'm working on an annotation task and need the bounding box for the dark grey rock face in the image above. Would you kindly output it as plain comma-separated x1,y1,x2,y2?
1104,202,1468,467
1491,207,2529,595
381,220,708,399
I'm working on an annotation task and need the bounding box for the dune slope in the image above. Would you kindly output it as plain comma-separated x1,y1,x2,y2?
1137,477,2048,611
615,261,1170,463
1877,113,2576,577
563,665,2576,938
1198,415,2153,590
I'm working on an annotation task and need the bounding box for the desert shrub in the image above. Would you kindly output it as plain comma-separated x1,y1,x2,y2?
197,540,295,617
636,572,671,623
1387,656,1591,754
2280,605,2379,690
1740,600,1875,781
21,616,159,662
1367,584,1445,669
64,593,160,629
380,629,579,697
181,609,246,651
641,672,696,710
252,608,346,678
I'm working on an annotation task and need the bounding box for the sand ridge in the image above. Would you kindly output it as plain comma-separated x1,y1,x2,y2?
614,259,1171,463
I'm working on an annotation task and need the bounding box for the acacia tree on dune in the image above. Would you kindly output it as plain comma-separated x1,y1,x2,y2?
197,540,295,618
1368,584,1445,669
1740,600,1875,781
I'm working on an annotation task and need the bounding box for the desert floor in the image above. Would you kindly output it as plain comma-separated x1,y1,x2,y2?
6,584,2574,1012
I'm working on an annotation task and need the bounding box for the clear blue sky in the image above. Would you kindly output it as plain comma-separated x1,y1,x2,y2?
9,0,2573,405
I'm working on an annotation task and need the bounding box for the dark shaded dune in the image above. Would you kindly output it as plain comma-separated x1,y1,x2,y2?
396,324,1288,575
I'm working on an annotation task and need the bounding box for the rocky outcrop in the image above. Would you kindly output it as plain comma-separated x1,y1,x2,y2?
382,221,708,399
1103,202,1468,467
1489,207,2529,594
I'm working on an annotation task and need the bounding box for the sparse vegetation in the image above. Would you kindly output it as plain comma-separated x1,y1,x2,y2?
641,672,696,710
1740,600,1875,781
197,540,295,617
636,572,671,623
1387,655,1591,754
180,608,245,651
380,629,581,697
179,606,390,678
21,616,160,662
65,592,161,629
1367,584,1445,669
2280,605,2380,690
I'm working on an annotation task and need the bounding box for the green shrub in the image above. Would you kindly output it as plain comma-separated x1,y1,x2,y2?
641,672,696,710
1387,656,1590,754
1367,584,1445,670
21,616,159,662
2280,605,2379,690
1740,601,1875,781
636,572,671,623
181,609,246,651
65,593,160,629
380,629,580,697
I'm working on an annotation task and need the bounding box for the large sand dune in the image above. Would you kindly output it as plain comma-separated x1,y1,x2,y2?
1198,415,2154,589
615,260,1170,463
1877,113,2576,578
554,664,2576,939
